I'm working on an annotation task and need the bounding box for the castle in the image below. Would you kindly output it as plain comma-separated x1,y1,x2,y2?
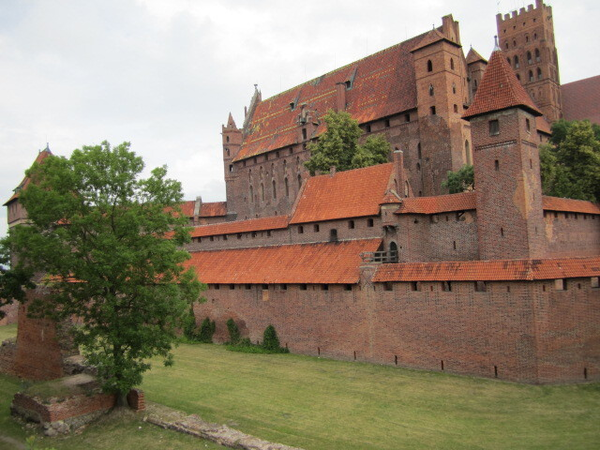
4,0,600,384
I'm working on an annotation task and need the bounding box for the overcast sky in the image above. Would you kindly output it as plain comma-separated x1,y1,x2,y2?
1,0,598,239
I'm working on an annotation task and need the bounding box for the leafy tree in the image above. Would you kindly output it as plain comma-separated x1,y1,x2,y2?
0,245,34,319
1,141,203,402
540,120,600,201
305,110,390,175
442,165,474,194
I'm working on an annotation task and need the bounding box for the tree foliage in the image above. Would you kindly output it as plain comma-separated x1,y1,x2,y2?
540,120,600,202
304,110,390,175
442,165,474,194
1,141,203,396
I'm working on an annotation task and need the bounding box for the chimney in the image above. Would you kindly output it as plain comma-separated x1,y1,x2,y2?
335,82,347,111
193,196,202,224
393,150,405,197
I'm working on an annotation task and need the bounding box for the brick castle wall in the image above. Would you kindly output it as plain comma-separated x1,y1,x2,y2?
194,277,600,384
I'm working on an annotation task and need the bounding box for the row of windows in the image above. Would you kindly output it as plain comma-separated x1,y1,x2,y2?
249,175,301,203
543,211,597,220
207,278,599,293
501,16,539,34
426,57,455,73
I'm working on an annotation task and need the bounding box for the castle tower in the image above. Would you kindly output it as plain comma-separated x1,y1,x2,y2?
411,16,474,194
3,148,53,229
463,46,546,260
496,0,562,122
466,47,488,105
222,113,242,219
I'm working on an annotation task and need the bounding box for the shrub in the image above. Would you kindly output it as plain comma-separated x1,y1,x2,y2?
226,318,241,344
197,317,216,343
262,324,281,351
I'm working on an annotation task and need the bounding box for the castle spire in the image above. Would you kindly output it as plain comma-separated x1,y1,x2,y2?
463,48,541,120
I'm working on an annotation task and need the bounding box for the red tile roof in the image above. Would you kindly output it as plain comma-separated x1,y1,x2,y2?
463,50,542,120
4,150,52,205
186,239,382,284
233,31,434,162
290,163,393,224
536,116,552,135
200,202,227,217
190,215,289,238
561,75,600,125
395,192,476,214
466,48,487,65
542,196,600,215
373,257,600,282
179,200,195,217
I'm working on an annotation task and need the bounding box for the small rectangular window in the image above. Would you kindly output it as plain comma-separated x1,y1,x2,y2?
229,284,235,290
298,225,304,234
262,284,269,291
344,284,353,291
367,218,374,227
321,284,329,291
554,279,566,291
348,220,355,229
314,224,320,232
430,106,436,115
214,284,220,290
281,284,287,291
300,284,308,291
475,281,487,292
410,281,421,292
384,282,393,292
442,281,452,292
489,119,500,136
245,284,252,290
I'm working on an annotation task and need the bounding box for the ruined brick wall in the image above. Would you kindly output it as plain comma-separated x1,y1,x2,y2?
194,277,600,383
15,292,65,381
0,337,17,376
12,391,116,423
544,212,600,258
0,301,19,325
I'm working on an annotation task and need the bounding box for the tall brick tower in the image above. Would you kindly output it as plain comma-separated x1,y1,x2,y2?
496,0,562,122
463,45,546,260
411,15,473,193
222,113,242,219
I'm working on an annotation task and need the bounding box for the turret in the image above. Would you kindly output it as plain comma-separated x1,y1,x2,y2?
222,113,242,217
463,43,546,260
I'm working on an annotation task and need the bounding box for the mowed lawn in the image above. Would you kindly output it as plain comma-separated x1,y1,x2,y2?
142,342,600,450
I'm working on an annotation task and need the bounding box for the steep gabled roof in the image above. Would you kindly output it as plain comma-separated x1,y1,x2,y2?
463,49,542,120
185,239,382,284
373,257,600,282
542,196,600,215
290,163,393,224
190,215,289,238
233,31,434,162
466,47,487,65
561,75,600,124
410,29,460,53
4,149,53,205
395,192,476,215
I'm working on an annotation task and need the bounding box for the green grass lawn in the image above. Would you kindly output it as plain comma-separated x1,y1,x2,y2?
143,342,600,450
2,323,599,450
0,323,17,342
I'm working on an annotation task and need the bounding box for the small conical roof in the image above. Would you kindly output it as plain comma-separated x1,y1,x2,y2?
466,47,487,65
226,113,237,129
463,49,542,120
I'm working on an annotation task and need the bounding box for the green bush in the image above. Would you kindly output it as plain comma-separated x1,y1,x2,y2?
198,317,216,343
226,318,241,344
262,325,280,351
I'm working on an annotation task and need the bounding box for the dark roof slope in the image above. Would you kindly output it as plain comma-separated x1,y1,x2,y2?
561,75,600,125
234,32,434,162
